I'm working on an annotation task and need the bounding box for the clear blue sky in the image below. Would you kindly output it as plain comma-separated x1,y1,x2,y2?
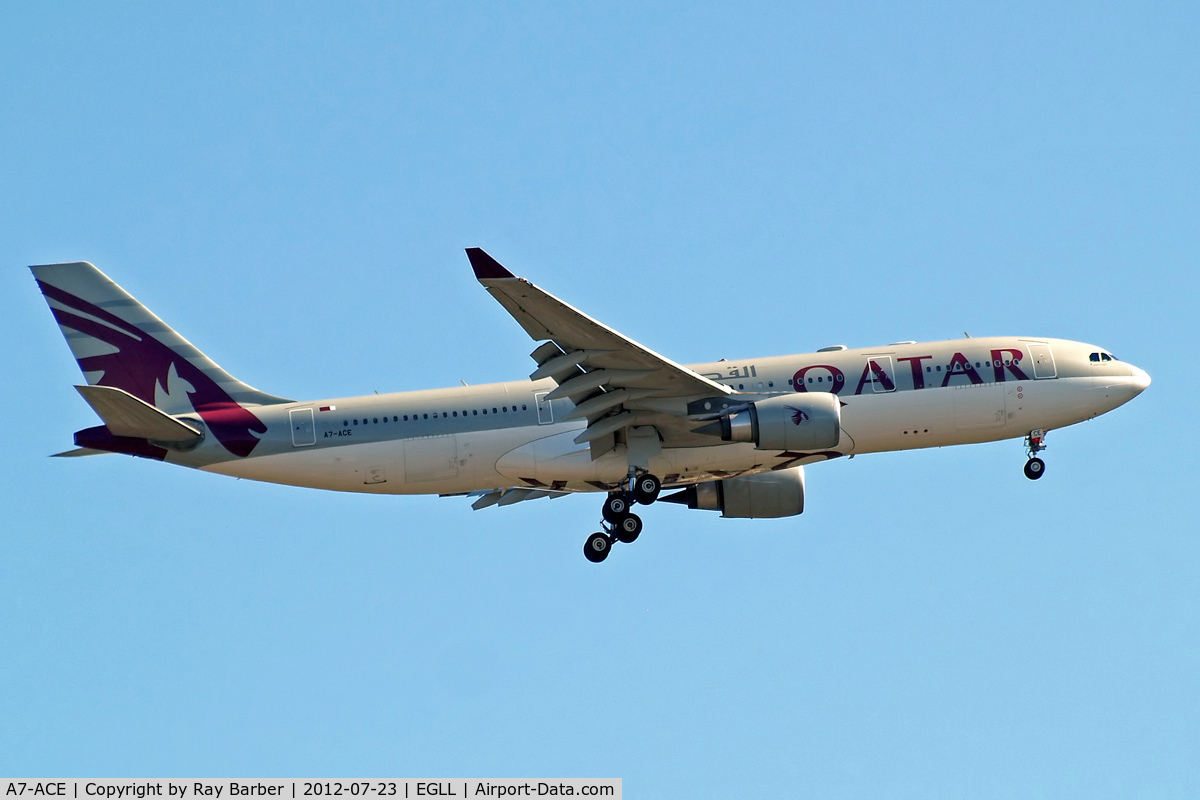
2,2,1197,795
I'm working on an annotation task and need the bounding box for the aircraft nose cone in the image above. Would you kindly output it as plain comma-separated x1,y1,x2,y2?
1129,365,1151,394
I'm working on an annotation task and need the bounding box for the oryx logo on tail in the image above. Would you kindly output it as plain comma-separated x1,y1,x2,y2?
32,263,283,457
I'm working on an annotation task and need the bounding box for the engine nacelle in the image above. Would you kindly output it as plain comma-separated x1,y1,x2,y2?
664,467,806,518
705,393,841,451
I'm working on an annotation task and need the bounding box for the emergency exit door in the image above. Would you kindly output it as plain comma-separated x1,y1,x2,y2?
1028,344,1057,379
535,392,554,424
290,408,316,446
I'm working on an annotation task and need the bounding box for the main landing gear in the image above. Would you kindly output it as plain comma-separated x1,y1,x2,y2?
1024,429,1047,480
583,471,662,563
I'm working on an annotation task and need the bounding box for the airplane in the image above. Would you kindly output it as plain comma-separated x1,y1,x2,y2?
30,249,1150,562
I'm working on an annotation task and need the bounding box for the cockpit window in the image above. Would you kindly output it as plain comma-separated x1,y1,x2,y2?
1090,352,1101,362
1100,353,1112,362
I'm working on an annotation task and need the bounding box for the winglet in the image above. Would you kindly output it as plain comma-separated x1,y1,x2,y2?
466,248,515,280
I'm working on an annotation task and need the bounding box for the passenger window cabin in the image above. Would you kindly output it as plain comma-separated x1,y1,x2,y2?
329,399,530,436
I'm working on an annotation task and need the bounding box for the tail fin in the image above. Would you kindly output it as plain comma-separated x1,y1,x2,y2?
32,261,291,457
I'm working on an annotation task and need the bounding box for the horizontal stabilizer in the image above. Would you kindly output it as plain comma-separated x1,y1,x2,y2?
75,385,202,443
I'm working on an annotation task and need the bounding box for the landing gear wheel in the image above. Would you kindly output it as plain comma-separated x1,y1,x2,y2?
1024,457,1045,480
633,473,662,505
584,532,612,562
602,494,630,523
614,513,643,544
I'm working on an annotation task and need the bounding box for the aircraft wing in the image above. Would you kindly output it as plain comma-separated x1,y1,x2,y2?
466,488,571,510
468,248,732,454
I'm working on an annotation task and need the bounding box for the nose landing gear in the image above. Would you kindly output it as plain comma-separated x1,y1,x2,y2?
1024,429,1047,480
582,471,661,562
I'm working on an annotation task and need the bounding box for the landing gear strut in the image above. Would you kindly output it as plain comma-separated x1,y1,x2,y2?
582,471,661,561
1024,429,1047,480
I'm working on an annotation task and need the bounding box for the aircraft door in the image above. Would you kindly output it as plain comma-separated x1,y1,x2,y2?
289,408,316,447
866,356,897,393
1028,344,1057,379
535,392,554,424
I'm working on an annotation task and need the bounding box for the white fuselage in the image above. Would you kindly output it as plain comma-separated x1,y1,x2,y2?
188,336,1149,497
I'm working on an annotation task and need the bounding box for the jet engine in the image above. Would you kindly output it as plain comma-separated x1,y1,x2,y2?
696,393,841,451
660,467,806,518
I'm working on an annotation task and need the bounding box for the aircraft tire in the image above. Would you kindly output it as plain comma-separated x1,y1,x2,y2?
633,474,662,505
602,494,629,523
614,513,643,544
1024,457,1046,480
584,532,612,562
